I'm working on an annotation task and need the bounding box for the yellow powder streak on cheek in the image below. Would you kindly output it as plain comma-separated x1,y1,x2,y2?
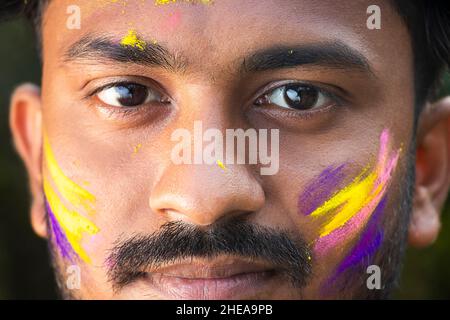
43,135,96,216
44,178,99,264
43,133,100,263
311,169,380,237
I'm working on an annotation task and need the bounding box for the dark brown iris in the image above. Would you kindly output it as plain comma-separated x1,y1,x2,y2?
115,84,149,107
283,84,319,110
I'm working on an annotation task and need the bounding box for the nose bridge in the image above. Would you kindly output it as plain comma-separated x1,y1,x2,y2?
148,82,265,225
149,160,265,225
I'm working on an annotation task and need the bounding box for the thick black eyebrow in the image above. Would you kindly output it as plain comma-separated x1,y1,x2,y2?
62,35,186,72
241,41,373,75
63,36,372,77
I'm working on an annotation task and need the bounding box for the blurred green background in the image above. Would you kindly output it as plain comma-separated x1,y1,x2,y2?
0,18,449,300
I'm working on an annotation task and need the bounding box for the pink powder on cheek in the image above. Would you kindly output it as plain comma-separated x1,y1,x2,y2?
314,186,385,256
166,10,182,29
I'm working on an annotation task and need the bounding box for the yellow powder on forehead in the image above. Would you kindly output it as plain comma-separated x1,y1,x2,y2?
120,29,146,51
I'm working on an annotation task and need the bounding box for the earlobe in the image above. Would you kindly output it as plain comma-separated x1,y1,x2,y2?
409,186,441,247
409,97,450,248
9,83,47,238
31,197,47,238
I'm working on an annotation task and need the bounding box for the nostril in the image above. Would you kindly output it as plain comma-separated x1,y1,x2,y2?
163,208,191,222
149,161,265,226
213,210,255,225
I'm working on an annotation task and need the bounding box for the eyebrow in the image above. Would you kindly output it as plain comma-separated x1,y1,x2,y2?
241,42,373,75
62,35,186,72
63,36,373,76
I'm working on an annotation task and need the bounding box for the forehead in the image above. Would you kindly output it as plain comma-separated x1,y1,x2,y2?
41,0,410,73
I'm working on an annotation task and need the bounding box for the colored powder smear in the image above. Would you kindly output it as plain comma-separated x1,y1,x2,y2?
298,164,347,216
43,134,99,264
298,129,400,293
335,197,386,274
323,196,386,291
133,143,142,154
120,29,146,51
155,0,212,5
306,129,400,257
44,135,96,216
166,10,182,29
216,159,227,171
45,199,77,261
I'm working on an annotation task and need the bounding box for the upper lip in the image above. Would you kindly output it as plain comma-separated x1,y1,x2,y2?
145,256,276,279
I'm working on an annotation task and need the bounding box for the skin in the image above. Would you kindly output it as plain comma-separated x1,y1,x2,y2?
8,0,450,299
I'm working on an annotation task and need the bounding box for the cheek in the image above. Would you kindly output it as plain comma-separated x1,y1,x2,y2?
43,133,100,265
301,129,398,252
297,163,347,217
322,196,386,287
296,129,401,292
85,232,105,257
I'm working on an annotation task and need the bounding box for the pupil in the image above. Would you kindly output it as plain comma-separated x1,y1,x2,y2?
116,84,148,107
283,84,318,110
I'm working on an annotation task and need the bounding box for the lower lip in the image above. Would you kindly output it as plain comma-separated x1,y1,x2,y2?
143,270,278,299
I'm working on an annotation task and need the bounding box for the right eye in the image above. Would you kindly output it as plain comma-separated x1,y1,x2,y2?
254,83,333,112
96,83,164,107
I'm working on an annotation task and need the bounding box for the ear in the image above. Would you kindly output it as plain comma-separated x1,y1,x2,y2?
409,96,450,248
9,83,47,238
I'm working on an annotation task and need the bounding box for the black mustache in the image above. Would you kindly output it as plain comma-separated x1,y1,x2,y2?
106,218,312,291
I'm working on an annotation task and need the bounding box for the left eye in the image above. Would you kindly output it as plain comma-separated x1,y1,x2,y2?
255,84,332,111
96,83,162,107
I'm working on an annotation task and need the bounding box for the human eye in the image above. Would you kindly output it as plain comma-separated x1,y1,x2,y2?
95,82,168,108
254,82,339,112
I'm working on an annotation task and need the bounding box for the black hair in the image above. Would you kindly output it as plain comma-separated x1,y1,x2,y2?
0,0,48,55
391,1,450,113
1,0,449,116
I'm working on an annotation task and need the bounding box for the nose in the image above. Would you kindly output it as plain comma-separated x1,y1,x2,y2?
149,161,265,226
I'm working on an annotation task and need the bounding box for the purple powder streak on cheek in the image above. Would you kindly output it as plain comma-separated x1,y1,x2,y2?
323,196,387,291
298,164,347,216
45,198,77,262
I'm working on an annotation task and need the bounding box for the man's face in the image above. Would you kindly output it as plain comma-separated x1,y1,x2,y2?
12,0,425,299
